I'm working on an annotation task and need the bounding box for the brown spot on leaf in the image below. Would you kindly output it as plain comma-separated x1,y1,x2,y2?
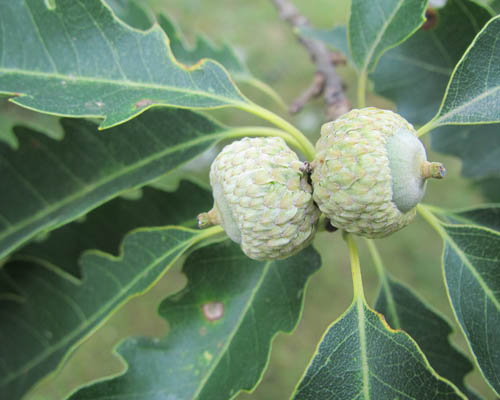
202,301,224,322
134,98,153,109
422,8,438,31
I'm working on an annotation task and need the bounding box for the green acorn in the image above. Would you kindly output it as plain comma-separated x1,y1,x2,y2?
311,108,445,238
198,137,320,260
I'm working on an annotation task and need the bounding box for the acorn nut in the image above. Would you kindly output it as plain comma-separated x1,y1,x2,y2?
198,137,320,260
311,107,445,238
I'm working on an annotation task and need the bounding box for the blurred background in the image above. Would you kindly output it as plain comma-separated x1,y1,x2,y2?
27,0,495,398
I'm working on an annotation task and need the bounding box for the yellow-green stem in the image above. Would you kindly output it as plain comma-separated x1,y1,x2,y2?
238,103,316,161
344,232,366,302
365,239,401,329
357,73,367,109
417,204,447,240
417,120,436,137
195,225,225,241
223,127,302,153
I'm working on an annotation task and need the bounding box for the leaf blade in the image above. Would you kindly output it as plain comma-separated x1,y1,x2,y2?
348,0,428,74
375,276,480,399
68,243,321,400
0,225,211,400
293,297,466,399
429,14,500,128
0,0,249,128
0,109,225,260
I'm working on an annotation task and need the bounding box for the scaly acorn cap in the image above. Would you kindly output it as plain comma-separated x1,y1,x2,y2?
311,108,444,238
198,137,320,260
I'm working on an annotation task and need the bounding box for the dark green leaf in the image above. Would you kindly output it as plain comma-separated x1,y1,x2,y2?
0,109,227,260
298,26,350,60
439,203,500,233
14,182,213,276
0,226,213,400
427,15,500,128
293,296,465,399
0,97,63,148
0,0,249,128
430,123,500,179
372,0,492,126
492,0,500,13
375,276,479,399
69,242,321,400
433,206,500,395
348,0,428,74
105,0,154,30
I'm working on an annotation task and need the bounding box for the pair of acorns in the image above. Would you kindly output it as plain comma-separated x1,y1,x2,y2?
198,108,445,261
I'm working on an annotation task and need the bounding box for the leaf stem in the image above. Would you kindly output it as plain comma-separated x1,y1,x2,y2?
357,73,367,109
365,239,401,329
195,225,225,242
223,126,302,153
237,103,316,161
417,204,447,240
344,232,366,302
416,120,436,137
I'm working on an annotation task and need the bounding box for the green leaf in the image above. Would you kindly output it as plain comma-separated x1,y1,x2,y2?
375,275,480,399
14,182,213,276
348,0,428,74
69,242,321,400
429,205,500,395
0,225,216,400
157,14,285,108
0,108,227,260
430,123,500,179
298,26,350,60
0,97,63,148
104,0,154,30
425,15,500,130
0,0,249,129
476,177,500,202
293,295,465,399
371,0,492,126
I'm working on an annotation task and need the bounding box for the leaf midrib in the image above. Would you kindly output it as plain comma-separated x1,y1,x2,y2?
435,85,500,125
360,0,406,73
193,260,273,399
0,131,225,258
0,68,247,106
0,227,197,387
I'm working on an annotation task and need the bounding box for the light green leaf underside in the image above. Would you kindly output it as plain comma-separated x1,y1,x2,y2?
293,296,465,399
492,0,500,13
0,97,63,148
0,226,208,400
0,0,248,129
437,206,500,395
13,181,213,276
429,15,500,128
0,108,226,260
69,243,321,400
348,0,428,74
372,0,492,126
375,275,480,399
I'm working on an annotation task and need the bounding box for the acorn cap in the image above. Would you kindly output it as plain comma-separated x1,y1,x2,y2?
311,108,444,238
198,137,320,260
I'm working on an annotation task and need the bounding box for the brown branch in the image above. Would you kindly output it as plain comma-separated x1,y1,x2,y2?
270,0,350,120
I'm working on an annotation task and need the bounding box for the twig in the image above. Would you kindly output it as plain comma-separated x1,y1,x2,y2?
270,0,350,119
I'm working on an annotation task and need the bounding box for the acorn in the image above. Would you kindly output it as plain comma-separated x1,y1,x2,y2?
198,137,320,260
311,108,445,238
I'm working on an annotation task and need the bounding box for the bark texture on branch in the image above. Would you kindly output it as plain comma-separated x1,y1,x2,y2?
271,0,350,119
